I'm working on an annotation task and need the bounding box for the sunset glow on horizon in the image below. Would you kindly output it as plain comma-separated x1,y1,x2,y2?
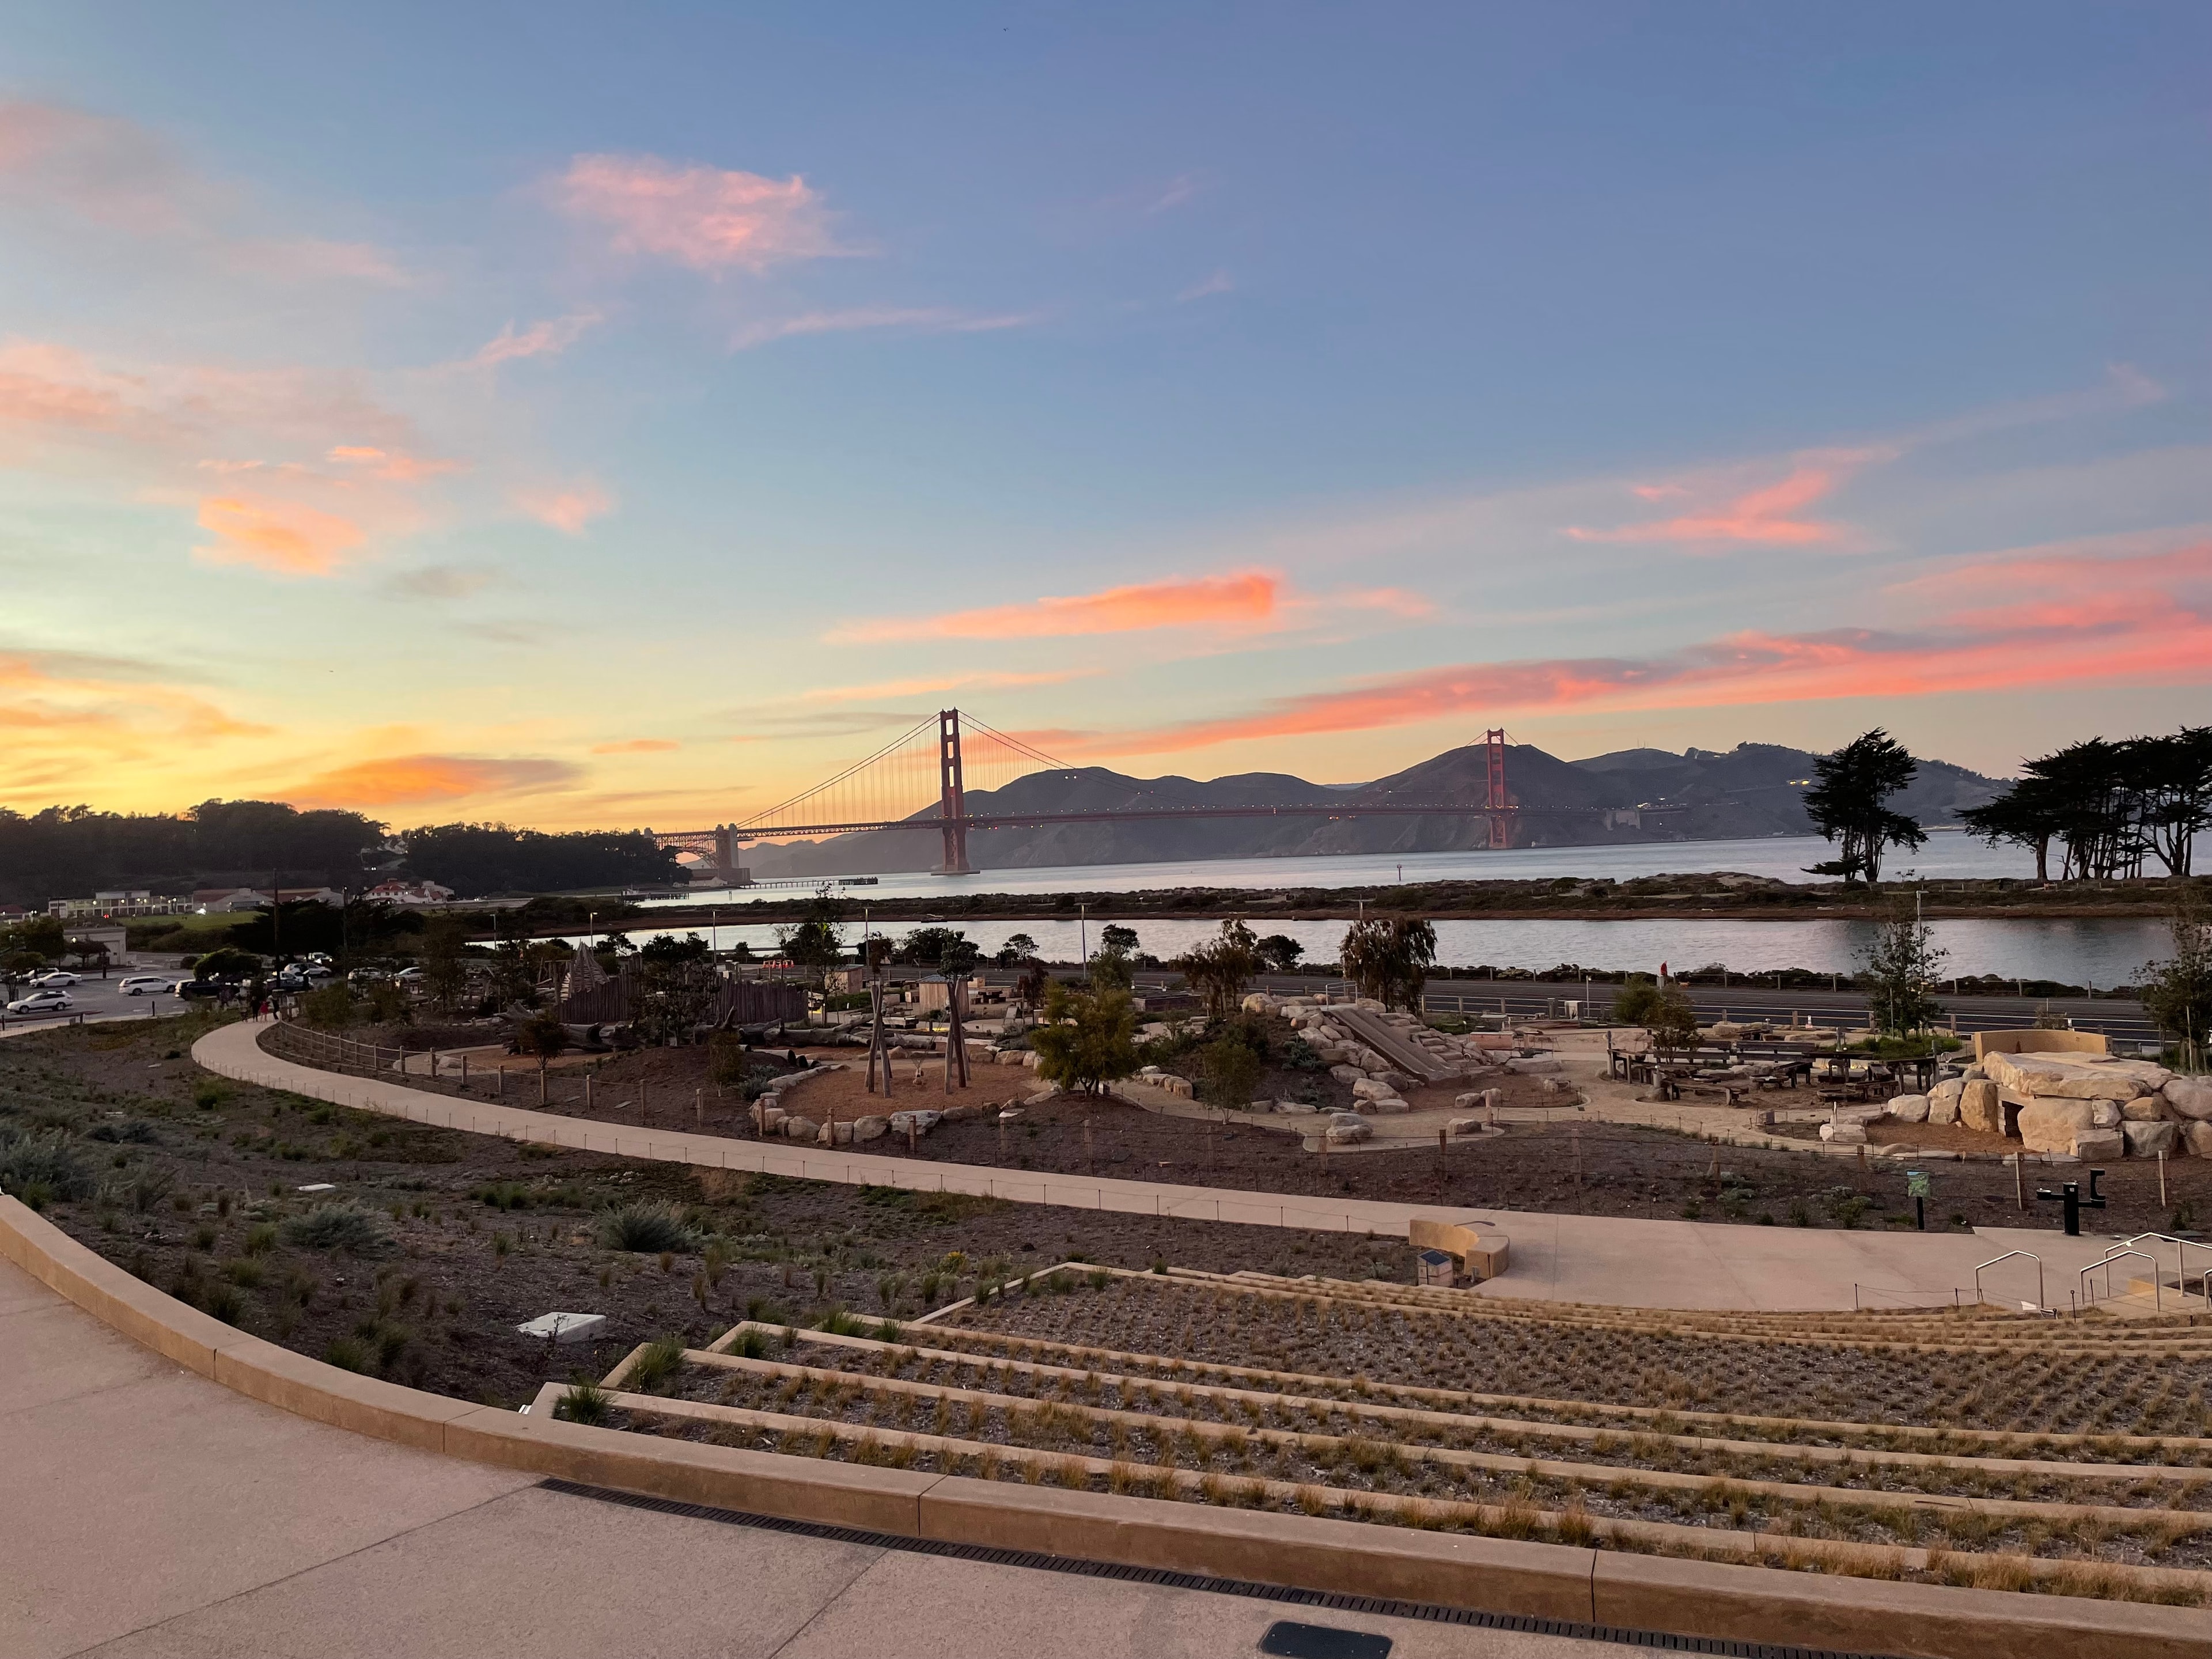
3,6,2206,832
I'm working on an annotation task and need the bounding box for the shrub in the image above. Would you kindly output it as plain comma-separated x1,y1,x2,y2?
281,1203,395,1256
0,1128,96,1207
86,1119,159,1143
626,1335,686,1393
202,1282,244,1323
191,1078,230,1111
1198,1036,1265,1108
596,1200,697,1254
324,1336,370,1372
556,1378,611,1425
300,983,357,1029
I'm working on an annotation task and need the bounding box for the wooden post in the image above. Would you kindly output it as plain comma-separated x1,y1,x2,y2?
695,1089,703,1126
2013,1152,2025,1211
460,1054,468,1089
998,1112,1008,1159
498,1065,505,1099
2160,1149,2168,1209
586,1073,594,1110
538,1066,546,1105
1084,1118,1094,1173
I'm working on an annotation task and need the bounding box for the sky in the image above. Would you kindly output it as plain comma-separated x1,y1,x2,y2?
3,2,2207,835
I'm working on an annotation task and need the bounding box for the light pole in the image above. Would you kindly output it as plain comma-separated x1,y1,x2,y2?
1078,902,1088,974
588,911,597,956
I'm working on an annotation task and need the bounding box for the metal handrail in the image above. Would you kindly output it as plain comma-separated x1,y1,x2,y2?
1974,1249,2044,1311
2081,1248,2158,1311
2120,1232,2212,1298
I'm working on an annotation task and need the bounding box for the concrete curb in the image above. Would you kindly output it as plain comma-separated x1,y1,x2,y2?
3,1195,2209,1656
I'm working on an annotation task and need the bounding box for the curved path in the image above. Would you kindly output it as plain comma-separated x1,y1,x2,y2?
0,1253,1635,1659
195,1019,2119,1313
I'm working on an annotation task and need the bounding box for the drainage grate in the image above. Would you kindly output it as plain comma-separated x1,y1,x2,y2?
535,1479,1898,1659
1259,1619,1393,1659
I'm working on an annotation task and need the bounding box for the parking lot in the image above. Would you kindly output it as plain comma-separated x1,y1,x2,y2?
0,968,211,1031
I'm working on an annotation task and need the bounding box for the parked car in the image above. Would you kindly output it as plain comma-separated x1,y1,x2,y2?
296,961,334,979
5,989,74,1015
175,980,224,1001
349,968,389,984
393,967,425,984
271,972,308,993
117,975,178,997
29,970,81,987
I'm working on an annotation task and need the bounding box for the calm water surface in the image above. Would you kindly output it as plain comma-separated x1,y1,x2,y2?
622,833,2172,984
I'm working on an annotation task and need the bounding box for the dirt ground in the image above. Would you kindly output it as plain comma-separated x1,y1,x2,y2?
0,1017,1414,1407
257,1025,2212,1233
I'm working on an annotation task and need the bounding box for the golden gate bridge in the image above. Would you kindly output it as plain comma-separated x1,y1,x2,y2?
655,709,1611,881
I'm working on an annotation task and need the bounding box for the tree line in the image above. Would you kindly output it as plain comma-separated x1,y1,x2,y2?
0,801,683,907
1961,729,2212,880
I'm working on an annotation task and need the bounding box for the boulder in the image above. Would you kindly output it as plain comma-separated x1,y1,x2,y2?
889,1109,942,1136
1819,1121,1868,1145
1325,1123,1372,1145
1507,1057,1563,1075
2015,1096,2096,1155
2122,1094,2173,1122
1927,1091,1961,1127
1328,1111,1367,1128
1350,1078,1395,1101
1247,1099,1275,1113
831,1120,856,1146
1982,1050,2150,1101
1453,1092,1486,1110
2166,1078,2212,1122
851,1116,889,1142
1277,1101,1318,1115
757,1105,787,1133
1328,1065,1366,1084
1156,1076,1195,1100
1885,1094,1930,1123
1959,1080,2003,1134
1368,1096,1410,1114
2185,1121,2212,1159
2087,1099,2123,1129
1369,1071,1415,1093
1241,993,1277,1015
2123,1120,2178,1157
783,1115,818,1139
1448,1116,1486,1137
1929,1078,1965,1107
2071,1128,2126,1162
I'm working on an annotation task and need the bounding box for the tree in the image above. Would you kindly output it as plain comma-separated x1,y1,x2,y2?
193,946,264,980
1088,933,1135,993
1029,982,1138,1097
996,933,1038,967
1859,898,1948,1039
892,925,966,967
1611,974,1660,1026
1255,934,1305,974
1968,728,2212,881
1802,729,1926,884
775,896,847,982
421,916,470,1014
640,931,711,965
1339,916,1438,1012
1960,775,2069,884
516,1012,569,1077
1643,983,1699,1053
1098,923,1139,956
1177,919,1261,1021
2142,891,2212,1072
1199,1033,1265,1108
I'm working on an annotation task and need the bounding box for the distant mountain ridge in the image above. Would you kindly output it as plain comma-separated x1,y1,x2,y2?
743,740,2004,878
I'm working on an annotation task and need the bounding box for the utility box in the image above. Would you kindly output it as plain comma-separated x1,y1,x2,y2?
1415,1248,1457,1288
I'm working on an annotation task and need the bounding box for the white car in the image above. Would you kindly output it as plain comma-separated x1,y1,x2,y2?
29,970,80,987
5,989,74,1015
393,967,425,984
295,962,334,979
118,975,179,997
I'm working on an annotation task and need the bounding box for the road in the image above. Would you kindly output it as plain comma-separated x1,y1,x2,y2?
0,969,210,1035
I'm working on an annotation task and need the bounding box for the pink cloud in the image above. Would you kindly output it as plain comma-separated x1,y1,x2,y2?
731,307,1041,349
554,153,846,272
589,738,680,755
516,480,614,535
1055,540,2212,757
192,495,368,577
1567,449,1888,549
831,572,1285,643
469,312,601,368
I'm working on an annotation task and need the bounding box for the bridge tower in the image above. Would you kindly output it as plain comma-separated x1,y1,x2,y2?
1483,729,1511,850
934,709,977,874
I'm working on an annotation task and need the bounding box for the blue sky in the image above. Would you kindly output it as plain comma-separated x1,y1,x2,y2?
3,2,2206,827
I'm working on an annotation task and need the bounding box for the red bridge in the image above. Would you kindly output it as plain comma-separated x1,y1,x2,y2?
657,709,1618,880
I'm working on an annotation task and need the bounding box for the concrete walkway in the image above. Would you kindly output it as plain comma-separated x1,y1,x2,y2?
1,1255,1650,1659
196,1018,2126,1313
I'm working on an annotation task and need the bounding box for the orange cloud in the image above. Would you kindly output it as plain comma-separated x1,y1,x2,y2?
589,738,680,755
289,753,584,809
0,648,271,806
0,343,133,430
831,571,1285,643
192,495,367,576
1567,450,1886,549
515,480,614,535
554,153,845,271
1059,541,2212,757
796,669,1090,704
326,445,464,482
